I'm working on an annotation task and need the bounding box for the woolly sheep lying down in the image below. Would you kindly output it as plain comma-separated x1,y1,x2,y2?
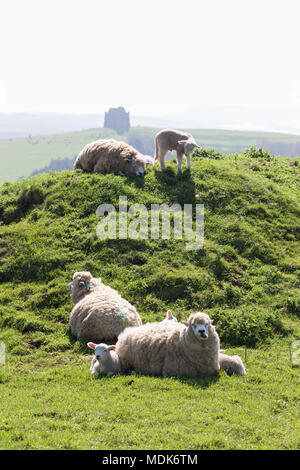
67,271,142,343
87,342,121,376
115,312,246,377
73,139,154,176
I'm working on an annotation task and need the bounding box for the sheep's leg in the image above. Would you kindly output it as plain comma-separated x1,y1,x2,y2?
219,353,246,376
176,151,183,172
93,161,104,174
90,357,100,375
90,356,97,372
185,153,191,169
158,150,167,170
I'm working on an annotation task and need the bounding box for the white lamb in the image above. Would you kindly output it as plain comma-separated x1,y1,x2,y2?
67,271,142,343
115,312,246,377
154,129,200,172
87,342,121,376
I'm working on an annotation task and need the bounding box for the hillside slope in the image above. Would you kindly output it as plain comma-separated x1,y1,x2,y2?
0,149,299,356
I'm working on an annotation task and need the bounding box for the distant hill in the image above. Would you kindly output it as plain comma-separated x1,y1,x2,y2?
2,106,300,139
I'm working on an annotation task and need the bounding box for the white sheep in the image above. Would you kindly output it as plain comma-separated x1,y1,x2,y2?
115,312,246,377
87,342,121,376
67,271,142,343
74,139,154,176
154,129,200,172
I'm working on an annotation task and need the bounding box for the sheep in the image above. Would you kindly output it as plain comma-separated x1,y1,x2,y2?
73,139,154,176
154,129,200,172
115,312,246,377
87,342,121,376
67,271,142,343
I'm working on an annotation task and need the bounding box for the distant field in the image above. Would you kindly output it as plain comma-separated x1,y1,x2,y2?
0,128,120,184
1,126,300,184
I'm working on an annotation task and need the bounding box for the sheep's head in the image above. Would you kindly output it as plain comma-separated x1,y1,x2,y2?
178,139,200,157
67,271,95,303
87,342,116,362
123,154,146,176
185,312,213,341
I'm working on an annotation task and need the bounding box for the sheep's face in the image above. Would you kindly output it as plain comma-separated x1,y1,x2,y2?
124,155,146,175
87,342,116,362
188,312,212,341
67,271,92,295
184,141,200,156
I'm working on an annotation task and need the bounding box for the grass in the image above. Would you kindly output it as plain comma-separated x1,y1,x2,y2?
0,149,299,449
1,330,299,450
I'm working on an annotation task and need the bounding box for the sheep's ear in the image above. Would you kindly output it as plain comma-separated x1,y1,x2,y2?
87,342,96,350
183,321,189,326
108,345,116,351
167,310,173,319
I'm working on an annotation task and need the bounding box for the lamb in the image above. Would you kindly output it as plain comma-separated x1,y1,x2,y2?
154,129,200,172
115,312,246,377
87,342,121,376
67,271,142,342
73,139,154,176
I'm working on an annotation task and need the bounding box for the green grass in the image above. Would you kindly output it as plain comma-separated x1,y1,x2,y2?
1,330,299,450
0,150,299,449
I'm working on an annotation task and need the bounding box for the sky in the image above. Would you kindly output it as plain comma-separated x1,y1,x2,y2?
1,0,300,116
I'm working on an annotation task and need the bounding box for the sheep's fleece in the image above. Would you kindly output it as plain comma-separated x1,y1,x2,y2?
73,139,153,175
116,312,246,377
67,271,142,342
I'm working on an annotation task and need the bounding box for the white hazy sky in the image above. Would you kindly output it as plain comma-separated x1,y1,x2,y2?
1,0,300,116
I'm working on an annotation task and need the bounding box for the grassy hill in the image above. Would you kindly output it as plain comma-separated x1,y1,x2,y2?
0,150,299,449
1,126,300,184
